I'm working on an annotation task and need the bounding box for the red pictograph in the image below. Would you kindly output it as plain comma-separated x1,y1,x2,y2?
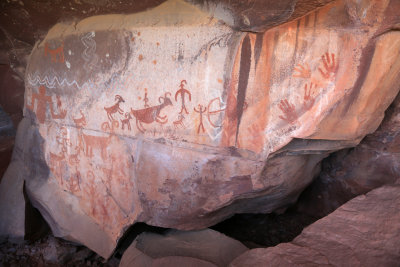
26,85,66,124
104,95,125,122
130,92,173,133
143,91,150,108
278,99,297,123
194,104,207,134
207,97,225,128
293,63,311,79
318,52,337,79
175,80,192,115
73,110,87,128
173,114,186,129
121,112,133,131
44,42,65,63
303,82,317,111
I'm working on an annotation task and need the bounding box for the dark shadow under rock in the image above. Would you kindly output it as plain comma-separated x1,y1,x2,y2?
211,211,317,248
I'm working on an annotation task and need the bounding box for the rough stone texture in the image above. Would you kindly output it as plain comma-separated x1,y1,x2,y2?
0,234,120,266
0,159,25,242
0,65,25,181
119,228,246,267
0,0,340,187
0,119,30,242
0,0,334,46
191,0,334,32
1,0,400,259
295,91,400,218
229,185,400,267
133,229,248,266
152,257,217,267
119,241,153,267
120,246,218,267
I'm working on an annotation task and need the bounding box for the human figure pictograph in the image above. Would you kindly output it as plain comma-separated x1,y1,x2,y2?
26,85,66,124
175,80,192,114
194,104,207,134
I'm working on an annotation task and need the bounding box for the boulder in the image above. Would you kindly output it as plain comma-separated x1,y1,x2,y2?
132,229,247,266
229,185,400,267
152,256,217,267
1,0,399,259
119,241,154,267
120,243,218,267
0,64,25,182
0,119,30,242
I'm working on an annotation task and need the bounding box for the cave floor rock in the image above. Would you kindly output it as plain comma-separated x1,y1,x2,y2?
0,235,120,267
229,185,400,267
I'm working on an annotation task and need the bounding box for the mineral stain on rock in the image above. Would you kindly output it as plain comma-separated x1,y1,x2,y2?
0,0,399,262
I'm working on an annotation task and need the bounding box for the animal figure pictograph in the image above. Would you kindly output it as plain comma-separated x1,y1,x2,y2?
73,110,87,128
130,92,173,133
175,80,192,114
73,112,115,160
81,121,118,160
194,104,207,134
121,112,132,131
173,114,186,129
44,42,65,63
104,95,125,121
49,127,71,186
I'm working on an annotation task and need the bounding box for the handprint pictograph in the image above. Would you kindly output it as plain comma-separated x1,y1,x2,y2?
303,82,317,111
318,52,337,79
278,99,297,123
293,63,311,79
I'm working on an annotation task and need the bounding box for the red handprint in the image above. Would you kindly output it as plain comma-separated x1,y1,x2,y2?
318,52,337,79
279,99,297,123
303,83,316,111
293,63,311,79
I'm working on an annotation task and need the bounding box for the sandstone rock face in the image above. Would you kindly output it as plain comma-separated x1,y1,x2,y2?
2,0,399,259
120,229,246,267
296,91,400,218
0,64,24,182
229,185,400,267
134,229,247,266
120,245,218,267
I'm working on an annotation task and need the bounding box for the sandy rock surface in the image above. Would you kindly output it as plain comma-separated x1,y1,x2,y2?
229,185,400,267
1,0,400,259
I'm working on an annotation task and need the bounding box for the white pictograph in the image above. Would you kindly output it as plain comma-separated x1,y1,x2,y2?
81,31,99,72
27,69,92,90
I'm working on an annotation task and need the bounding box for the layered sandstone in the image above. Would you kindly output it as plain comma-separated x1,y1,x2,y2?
1,0,399,259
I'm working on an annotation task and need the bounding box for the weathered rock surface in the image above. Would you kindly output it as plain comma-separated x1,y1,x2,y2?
0,234,119,266
119,228,247,267
229,184,400,267
152,256,217,267
296,91,400,218
0,118,30,242
120,242,218,267
190,0,335,32
0,64,24,181
130,229,248,267
0,0,334,46
1,0,400,259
